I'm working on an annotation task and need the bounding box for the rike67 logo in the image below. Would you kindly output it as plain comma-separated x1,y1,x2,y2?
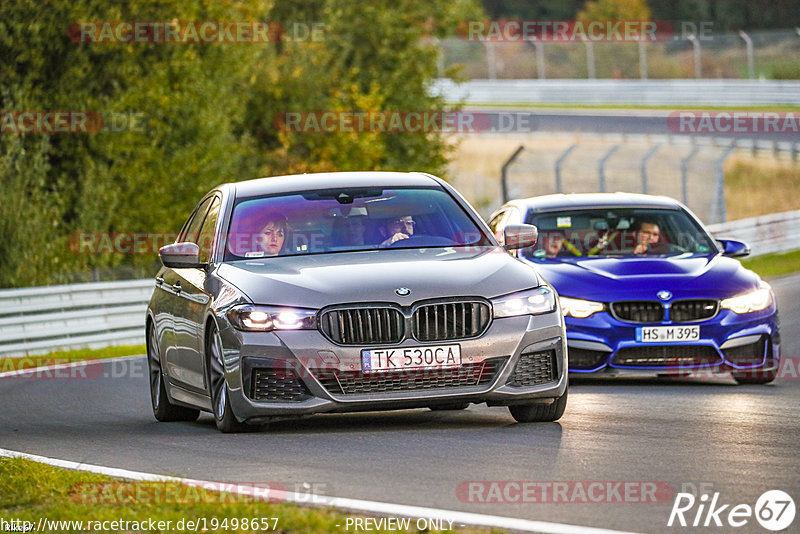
668,490,795,531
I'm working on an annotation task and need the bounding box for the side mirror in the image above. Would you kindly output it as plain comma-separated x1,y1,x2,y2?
718,239,750,258
159,242,201,268
504,224,538,250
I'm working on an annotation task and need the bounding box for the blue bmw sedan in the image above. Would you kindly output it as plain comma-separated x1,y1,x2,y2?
489,193,779,384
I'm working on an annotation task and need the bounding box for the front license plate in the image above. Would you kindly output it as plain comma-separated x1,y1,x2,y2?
635,325,700,342
362,344,461,373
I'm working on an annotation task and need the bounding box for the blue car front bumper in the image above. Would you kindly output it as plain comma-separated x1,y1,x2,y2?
565,305,779,375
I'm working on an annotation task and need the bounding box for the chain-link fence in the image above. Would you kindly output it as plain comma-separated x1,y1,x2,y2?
448,134,798,224
440,29,800,80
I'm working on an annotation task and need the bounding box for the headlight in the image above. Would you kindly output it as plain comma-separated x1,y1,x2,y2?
720,283,773,314
560,296,605,319
227,305,318,331
492,287,556,318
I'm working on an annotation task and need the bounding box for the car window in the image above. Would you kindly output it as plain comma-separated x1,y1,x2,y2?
196,196,220,263
524,207,717,259
183,196,213,244
225,186,491,260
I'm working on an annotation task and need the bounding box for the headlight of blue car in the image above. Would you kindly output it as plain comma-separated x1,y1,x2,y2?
559,296,605,319
720,282,773,314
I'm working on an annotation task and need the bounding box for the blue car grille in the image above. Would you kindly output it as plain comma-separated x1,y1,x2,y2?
611,301,664,323
670,300,718,322
507,350,557,386
317,357,505,395
612,345,721,368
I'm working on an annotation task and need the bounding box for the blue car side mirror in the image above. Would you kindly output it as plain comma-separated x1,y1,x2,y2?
718,239,750,258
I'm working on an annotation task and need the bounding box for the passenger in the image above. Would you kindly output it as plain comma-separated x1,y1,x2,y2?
542,231,566,257
257,214,287,256
379,215,415,247
332,215,367,247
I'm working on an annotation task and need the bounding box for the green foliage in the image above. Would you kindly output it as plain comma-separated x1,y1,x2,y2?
578,0,651,23
0,0,482,288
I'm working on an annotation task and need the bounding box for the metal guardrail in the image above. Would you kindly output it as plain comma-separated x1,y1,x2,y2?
709,209,800,257
432,79,800,106
0,279,152,357
0,210,796,358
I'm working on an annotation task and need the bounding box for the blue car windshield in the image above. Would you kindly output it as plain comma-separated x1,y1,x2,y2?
225,186,490,260
524,207,718,260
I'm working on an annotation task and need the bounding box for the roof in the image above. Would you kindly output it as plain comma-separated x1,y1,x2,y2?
231,171,442,199
506,192,685,213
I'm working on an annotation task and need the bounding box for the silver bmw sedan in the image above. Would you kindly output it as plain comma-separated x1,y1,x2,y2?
146,171,567,432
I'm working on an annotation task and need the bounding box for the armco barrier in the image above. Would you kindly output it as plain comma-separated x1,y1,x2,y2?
0,279,152,357
709,209,800,257
0,212,796,358
432,79,800,106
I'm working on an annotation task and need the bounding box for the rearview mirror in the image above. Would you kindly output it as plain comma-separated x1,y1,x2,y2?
159,242,201,268
504,224,538,250
717,239,750,258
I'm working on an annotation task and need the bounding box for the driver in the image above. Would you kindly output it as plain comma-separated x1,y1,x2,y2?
379,215,415,247
634,220,666,254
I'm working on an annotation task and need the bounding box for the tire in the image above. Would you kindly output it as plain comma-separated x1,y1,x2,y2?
429,402,470,411
508,390,567,423
147,324,200,422
206,324,253,433
733,367,777,385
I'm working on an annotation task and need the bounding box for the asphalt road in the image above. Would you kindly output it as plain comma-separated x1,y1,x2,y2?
2,275,799,534
476,109,800,143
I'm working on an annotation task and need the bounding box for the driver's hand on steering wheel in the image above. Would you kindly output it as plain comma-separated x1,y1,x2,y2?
380,232,409,247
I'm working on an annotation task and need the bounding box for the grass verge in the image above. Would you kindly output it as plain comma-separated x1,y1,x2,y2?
0,345,145,373
741,249,800,279
0,457,496,534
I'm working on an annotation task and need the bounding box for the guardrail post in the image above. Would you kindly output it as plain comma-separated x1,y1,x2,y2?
638,41,648,80
484,42,497,79
680,146,700,205
738,31,755,79
688,34,702,78
500,145,525,203
640,144,661,194
711,144,736,224
598,145,620,192
584,39,596,79
535,42,546,80
554,143,578,193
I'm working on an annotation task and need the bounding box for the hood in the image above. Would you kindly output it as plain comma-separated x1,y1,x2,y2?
216,247,540,308
531,254,760,302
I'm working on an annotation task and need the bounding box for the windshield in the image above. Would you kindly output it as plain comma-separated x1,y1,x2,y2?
224,186,490,260
523,207,718,260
